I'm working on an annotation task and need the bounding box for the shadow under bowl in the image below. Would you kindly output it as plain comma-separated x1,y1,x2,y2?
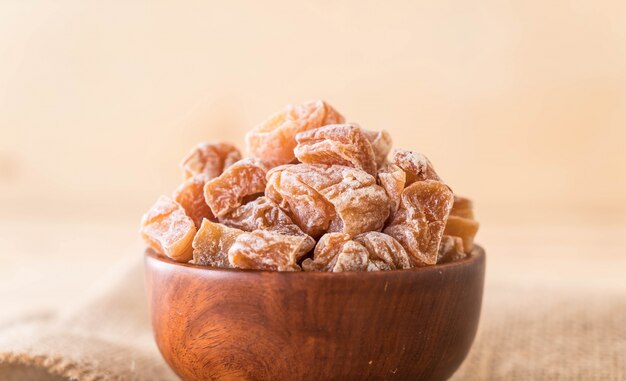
145,246,485,381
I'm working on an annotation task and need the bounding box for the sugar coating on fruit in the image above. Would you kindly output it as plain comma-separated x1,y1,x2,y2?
265,165,336,239
228,230,310,271
353,231,412,270
246,100,344,165
180,142,241,180
204,158,271,217
173,174,215,228
266,164,390,238
314,165,390,236
141,100,479,271
384,180,454,266
377,163,406,218
219,196,315,253
141,195,196,262
302,233,369,272
220,196,303,235
192,219,243,267
390,148,441,185
363,129,393,166
437,235,467,263
294,124,377,176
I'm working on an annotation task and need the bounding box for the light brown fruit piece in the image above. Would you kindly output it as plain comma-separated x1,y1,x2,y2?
204,158,271,218
220,196,301,235
354,231,412,270
303,165,390,237
363,129,393,166
180,142,241,179
219,196,315,253
384,180,454,266
294,124,377,176
377,163,406,217
302,233,369,272
437,235,467,264
228,230,310,272
265,165,336,239
192,219,243,268
173,174,215,228
451,196,475,220
444,215,479,253
246,100,345,165
140,196,196,262
390,148,441,185
266,164,390,238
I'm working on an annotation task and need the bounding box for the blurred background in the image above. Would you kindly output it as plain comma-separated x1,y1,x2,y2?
1,1,625,320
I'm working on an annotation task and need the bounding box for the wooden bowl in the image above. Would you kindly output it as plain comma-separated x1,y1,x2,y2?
144,246,485,381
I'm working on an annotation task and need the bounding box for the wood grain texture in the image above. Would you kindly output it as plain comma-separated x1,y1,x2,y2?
144,246,485,381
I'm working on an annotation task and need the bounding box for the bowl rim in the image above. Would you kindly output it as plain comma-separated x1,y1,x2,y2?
145,244,485,277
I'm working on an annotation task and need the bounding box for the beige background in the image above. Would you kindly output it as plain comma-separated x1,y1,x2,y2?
2,0,626,223
1,2,626,375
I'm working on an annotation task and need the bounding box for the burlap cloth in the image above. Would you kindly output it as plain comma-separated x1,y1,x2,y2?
1,228,625,381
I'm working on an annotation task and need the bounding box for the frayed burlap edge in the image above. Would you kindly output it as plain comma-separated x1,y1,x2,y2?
0,352,104,381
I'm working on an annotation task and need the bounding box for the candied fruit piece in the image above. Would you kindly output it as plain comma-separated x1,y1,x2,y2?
384,180,453,266
302,233,369,272
265,166,336,238
192,219,243,267
297,165,390,237
219,196,315,253
353,231,412,270
437,235,467,263
266,164,390,238
228,230,310,271
444,215,479,253
173,174,215,228
294,124,377,176
221,196,300,235
363,129,393,166
451,196,475,220
180,142,241,179
377,163,406,217
365,259,392,271
246,100,344,165
382,223,426,265
140,196,196,262
390,148,441,185
204,158,271,217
